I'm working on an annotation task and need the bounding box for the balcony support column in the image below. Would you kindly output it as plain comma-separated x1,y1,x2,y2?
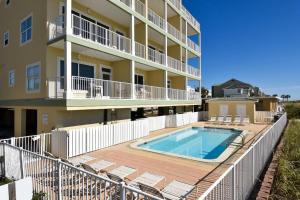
64,41,72,99
185,20,188,44
164,70,168,99
130,10,135,56
164,0,168,32
64,0,72,35
185,77,189,100
130,61,136,99
145,0,148,59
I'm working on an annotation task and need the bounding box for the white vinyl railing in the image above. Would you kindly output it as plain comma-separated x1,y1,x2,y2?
71,76,132,99
188,90,201,100
148,8,166,30
167,23,181,41
168,88,187,100
167,56,183,72
168,0,181,10
182,33,187,44
135,84,166,100
135,41,146,58
135,0,146,16
187,37,200,53
166,112,199,127
198,113,287,200
52,119,150,158
48,15,64,41
72,14,131,54
187,65,201,77
181,5,200,31
148,47,166,65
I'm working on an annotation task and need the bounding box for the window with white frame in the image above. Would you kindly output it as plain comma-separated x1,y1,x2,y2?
8,70,15,87
20,15,32,45
26,63,40,92
3,31,9,47
101,66,112,80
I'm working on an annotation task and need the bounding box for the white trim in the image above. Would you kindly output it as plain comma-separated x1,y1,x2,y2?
8,69,15,87
20,13,33,46
26,61,41,93
3,31,9,47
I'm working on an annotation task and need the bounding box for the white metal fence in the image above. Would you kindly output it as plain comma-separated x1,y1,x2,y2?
148,8,165,30
198,113,287,200
148,47,166,65
135,41,146,58
167,56,183,72
187,37,200,53
148,116,167,132
166,112,199,128
167,23,181,41
1,143,161,200
48,15,64,41
135,84,166,100
135,0,146,16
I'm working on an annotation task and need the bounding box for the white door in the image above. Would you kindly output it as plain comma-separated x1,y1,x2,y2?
219,105,228,116
236,104,246,117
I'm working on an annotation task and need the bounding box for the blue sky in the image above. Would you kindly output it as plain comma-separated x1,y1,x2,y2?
183,0,300,100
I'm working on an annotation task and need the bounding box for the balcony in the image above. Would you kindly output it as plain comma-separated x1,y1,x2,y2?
135,0,146,16
148,47,166,65
187,64,201,77
135,42,146,58
148,8,165,30
187,38,200,53
167,56,183,72
167,23,181,41
47,76,201,101
49,15,132,54
181,5,200,31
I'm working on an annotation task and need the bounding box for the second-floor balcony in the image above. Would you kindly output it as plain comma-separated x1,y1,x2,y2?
47,76,201,101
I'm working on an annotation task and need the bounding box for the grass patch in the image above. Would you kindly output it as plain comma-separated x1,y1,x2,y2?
0,177,13,186
270,120,300,199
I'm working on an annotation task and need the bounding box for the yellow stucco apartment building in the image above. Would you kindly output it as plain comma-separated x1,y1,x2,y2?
0,0,201,137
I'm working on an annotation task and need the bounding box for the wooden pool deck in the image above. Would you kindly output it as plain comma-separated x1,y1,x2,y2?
77,122,270,199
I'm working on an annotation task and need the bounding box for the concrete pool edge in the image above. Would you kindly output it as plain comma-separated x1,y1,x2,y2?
130,126,249,163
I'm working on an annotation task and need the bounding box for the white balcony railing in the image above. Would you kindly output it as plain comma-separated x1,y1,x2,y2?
135,42,146,58
72,14,131,54
148,8,165,30
169,0,181,10
135,84,166,100
148,47,166,65
187,65,200,77
167,56,183,72
167,23,181,41
187,37,200,53
48,76,201,101
135,0,146,16
181,5,200,31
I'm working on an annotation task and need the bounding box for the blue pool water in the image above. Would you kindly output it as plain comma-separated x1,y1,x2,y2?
138,127,241,160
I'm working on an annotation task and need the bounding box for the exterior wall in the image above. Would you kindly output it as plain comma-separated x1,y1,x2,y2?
169,76,186,90
11,106,131,136
46,47,131,82
208,101,256,123
168,15,181,30
0,0,47,100
168,45,181,59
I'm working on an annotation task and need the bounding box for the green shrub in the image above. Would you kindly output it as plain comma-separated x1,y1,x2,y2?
285,104,300,119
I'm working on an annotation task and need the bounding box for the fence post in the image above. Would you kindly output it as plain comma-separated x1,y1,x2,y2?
57,160,62,200
120,182,126,200
11,137,15,146
232,166,236,200
19,148,24,179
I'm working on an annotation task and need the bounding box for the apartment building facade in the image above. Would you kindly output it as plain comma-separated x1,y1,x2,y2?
0,0,201,137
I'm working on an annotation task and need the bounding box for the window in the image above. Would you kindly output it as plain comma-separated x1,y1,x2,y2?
20,15,32,45
167,80,171,88
135,74,144,85
26,63,40,92
8,70,15,87
101,67,112,80
3,31,9,47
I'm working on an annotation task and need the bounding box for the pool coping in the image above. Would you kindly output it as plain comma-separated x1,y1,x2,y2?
130,125,249,163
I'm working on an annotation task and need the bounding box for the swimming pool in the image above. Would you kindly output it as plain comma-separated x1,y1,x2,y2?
134,127,243,162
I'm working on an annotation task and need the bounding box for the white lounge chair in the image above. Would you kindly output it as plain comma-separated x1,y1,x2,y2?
130,172,165,189
208,116,217,123
243,117,250,124
139,180,195,200
224,116,232,124
233,116,242,125
217,116,225,124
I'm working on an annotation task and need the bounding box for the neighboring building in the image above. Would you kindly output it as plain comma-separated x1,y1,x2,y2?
212,79,262,98
0,0,201,137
